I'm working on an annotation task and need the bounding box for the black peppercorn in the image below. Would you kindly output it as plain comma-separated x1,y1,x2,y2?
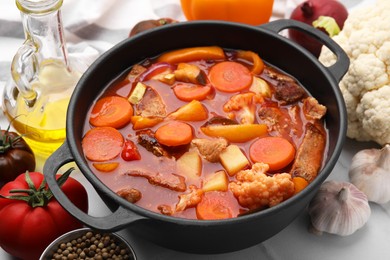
48,230,134,260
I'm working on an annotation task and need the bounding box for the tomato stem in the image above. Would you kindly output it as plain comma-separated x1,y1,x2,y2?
0,117,27,153
0,168,74,207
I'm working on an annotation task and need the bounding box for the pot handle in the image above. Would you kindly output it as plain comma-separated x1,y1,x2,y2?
261,19,349,82
44,142,146,231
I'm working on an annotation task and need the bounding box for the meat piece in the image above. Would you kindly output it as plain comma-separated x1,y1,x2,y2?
289,106,305,138
135,87,167,117
157,204,174,216
258,105,291,138
137,129,168,157
263,65,295,82
174,63,207,85
126,170,186,192
116,188,142,203
290,123,326,183
302,97,327,120
202,116,238,127
263,66,305,104
175,185,204,212
229,163,295,210
127,64,147,79
274,80,306,104
191,138,228,162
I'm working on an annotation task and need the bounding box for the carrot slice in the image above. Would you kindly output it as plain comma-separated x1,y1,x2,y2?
236,50,264,75
155,121,193,147
173,83,212,102
292,176,309,194
89,96,133,128
249,136,296,171
196,191,235,220
157,46,225,64
82,127,124,162
209,61,252,93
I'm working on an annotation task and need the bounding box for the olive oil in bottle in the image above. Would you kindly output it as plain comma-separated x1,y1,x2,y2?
2,0,84,165
4,59,81,158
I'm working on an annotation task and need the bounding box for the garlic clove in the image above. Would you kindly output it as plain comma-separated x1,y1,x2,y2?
349,144,390,204
308,180,371,236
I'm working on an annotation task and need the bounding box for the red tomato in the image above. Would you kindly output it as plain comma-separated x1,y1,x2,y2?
0,170,88,260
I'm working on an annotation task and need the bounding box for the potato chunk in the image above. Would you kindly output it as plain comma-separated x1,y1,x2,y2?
249,77,271,98
219,145,250,176
174,63,207,85
176,151,202,180
202,170,228,192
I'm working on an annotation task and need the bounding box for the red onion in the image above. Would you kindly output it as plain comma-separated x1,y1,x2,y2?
288,0,348,57
137,62,175,82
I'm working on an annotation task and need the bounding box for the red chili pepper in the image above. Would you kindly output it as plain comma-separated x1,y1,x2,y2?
121,140,141,161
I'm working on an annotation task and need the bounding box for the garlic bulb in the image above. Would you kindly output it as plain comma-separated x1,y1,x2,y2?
308,180,371,236
349,144,390,204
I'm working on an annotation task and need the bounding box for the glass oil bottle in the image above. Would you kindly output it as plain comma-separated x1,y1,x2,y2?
2,0,83,163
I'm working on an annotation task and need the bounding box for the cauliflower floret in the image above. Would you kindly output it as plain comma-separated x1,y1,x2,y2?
175,185,203,212
223,92,263,124
228,163,295,210
319,0,390,145
343,54,388,97
357,85,390,143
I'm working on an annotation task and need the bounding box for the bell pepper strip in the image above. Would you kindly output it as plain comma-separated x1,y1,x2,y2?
236,50,264,75
157,46,225,64
121,140,141,161
92,162,119,172
131,116,163,130
201,123,267,143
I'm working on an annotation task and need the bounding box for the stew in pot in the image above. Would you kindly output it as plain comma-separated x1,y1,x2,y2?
82,46,327,220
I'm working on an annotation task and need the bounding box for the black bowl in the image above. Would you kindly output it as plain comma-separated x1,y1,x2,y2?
44,19,348,254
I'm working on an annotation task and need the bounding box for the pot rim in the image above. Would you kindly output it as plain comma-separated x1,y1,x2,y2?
66,20,347,226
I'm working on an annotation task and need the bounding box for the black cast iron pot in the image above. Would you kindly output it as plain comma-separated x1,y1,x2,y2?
44,19,349,254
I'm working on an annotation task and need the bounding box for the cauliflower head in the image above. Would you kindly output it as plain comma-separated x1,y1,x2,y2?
319,0,390,145
228,163,295,210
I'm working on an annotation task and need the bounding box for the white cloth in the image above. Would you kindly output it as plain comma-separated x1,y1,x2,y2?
0,0,373,89
0,0,295,88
